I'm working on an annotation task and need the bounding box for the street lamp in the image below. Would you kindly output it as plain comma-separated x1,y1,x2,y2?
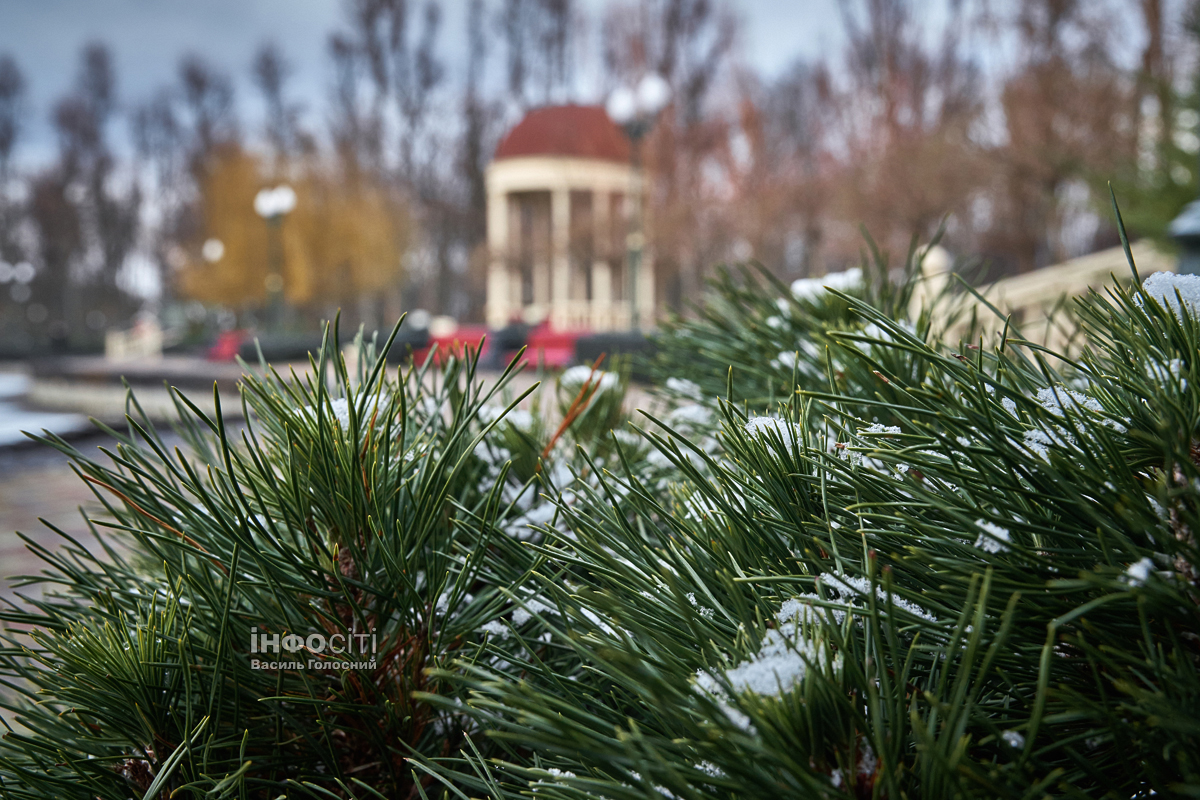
202,238,225,264
606,73,671,330
253,184,296,329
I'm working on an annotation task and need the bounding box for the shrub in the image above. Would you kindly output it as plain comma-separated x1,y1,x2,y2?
0,326,599,798
432,242,1199,798
2,230,1197,799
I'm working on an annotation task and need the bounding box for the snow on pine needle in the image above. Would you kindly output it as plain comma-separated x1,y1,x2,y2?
693,600,842,733
1135,271,1200,319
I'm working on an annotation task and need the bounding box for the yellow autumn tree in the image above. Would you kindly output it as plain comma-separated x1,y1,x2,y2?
178,147,410,320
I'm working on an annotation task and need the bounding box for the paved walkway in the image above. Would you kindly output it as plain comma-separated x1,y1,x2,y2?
0,433,126,602
1,367,107,601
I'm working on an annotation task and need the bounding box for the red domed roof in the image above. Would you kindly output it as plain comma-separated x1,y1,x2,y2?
494,104,631,163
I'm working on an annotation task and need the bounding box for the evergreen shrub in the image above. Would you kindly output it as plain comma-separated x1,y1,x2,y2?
1,228,1198,799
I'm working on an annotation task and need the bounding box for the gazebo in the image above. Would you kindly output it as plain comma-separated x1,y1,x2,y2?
485,105,653,330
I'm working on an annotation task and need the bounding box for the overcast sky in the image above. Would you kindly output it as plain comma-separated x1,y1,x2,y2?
0,0,843,168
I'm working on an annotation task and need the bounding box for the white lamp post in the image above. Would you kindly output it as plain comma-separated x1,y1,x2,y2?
606,73,670,330
201,238,225,264
253,184,296,329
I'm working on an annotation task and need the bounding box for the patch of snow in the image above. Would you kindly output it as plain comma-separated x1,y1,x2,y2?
1036,386,1126,432
480,620,509,637
1122,557,1156,587
682,492,723,523
512,597,557,626
745,416,801,445
1146,358,1188,392
612,428,643,450
861,319,917,344
821,573,937,622
665,377,703,400
478,404,534,431
504,502,559,541
720,631,813,695
772,341,824,373
0,387,90,446
561,365,619,393
1136,271,1200,319
579,607,620,637
772,350,800,371
974,520,1011,554
857,742,877,776
417,396,444,421
668,404,714,427
1147,496,1168,521
1037,386,1103,416
686,591,716,619
302,397,352,431
778,593,848,626
1023,427,1076,461
693,600,843,732
791,267,863,301
837,444,865,466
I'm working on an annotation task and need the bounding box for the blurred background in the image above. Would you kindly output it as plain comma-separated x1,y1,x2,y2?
0,0,1195,356
1,0,1198,592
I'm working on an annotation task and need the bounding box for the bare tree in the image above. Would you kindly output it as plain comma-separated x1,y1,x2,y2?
0,52,28,343
253,41,308,167
980,0,1132,274
133,92,182,171
538,0,573,104
178,54,238,176
0,54,24,185
452,0,501,320
348,0,393,172
391,0,446,179
328,0,446,180
754,60,832,277
52,43,118,180
133,90,190,303
502,0,575,109
603,0,735,124
130,56,240,313
600,0,739,307
52,43,141,336
328,32,381,176
821,0,985,259
27,172,80,339
1139,0,1170,141
26,43,140,345
459,0,496,247
501,0,529,106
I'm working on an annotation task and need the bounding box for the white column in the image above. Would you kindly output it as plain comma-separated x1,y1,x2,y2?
550,186,570,329
485,187,510,328
638,249,656,325
531,194,550,318
590,190,611,330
